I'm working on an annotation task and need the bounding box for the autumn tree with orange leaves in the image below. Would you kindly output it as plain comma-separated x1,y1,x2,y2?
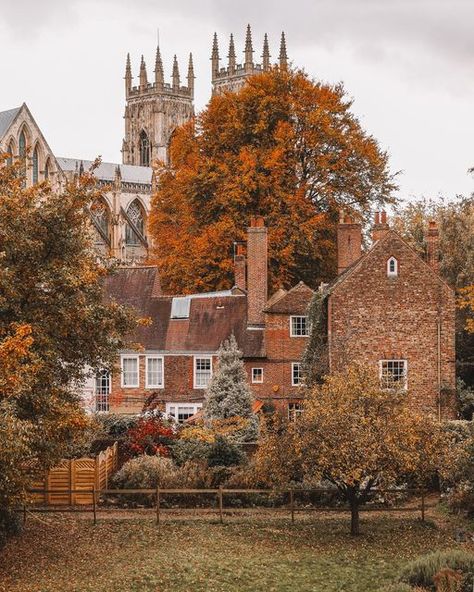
0,156,134,541
150,68,397,294
254,363,446,535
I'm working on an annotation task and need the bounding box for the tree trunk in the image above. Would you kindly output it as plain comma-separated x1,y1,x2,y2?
349,498,360,536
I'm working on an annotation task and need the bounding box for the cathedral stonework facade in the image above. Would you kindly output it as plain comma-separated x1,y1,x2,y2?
0,26,287,265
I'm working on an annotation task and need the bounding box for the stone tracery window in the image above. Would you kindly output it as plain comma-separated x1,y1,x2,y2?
90,198,111,245
32,146,39,184
125,199,145,245
7,140,14,166
44,157,50,180
18,130,27,183
139,130,150,167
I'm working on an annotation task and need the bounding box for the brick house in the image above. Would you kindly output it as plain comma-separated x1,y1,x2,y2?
92,212,455,421
325,212,456,419
96,217,313,420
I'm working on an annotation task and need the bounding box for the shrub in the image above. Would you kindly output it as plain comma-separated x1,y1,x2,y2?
179,425,215,443
111,456,180,505
457,378,474,420
399,549,474,591
170,440,212,467
124,415,176,457
95,413,140,438
207,436,245,467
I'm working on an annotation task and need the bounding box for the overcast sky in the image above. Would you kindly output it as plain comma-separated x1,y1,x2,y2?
0,0,473,200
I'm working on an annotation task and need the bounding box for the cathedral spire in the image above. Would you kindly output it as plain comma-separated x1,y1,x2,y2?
279,32,288,69
139,55,148,91
125,53,132,97
211,32,220,80
244,24,254,72
155,45,164,89
172,54,180,91
228,34,236,74
262,33,270,71
187,53,195,98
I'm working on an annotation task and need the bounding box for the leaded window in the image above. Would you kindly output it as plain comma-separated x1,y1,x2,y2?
32,146,39,184
91,199,110,245
380,360,407,390
125,200,145,245
7,141,14,166
290,316,309,337
139,130,150,167
95,370,111,412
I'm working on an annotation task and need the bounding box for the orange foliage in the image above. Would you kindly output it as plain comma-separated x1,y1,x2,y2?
150,68,397,294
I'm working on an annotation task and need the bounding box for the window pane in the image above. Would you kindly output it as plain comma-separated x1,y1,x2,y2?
147,357,163,387
195,358,212,388
123,357,138,386
291,316,308,336
95,370,110,412
252,368,263,383
380,360,406,389
292,363,302,386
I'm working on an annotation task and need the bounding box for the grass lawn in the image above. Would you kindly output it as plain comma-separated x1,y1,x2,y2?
0,508,472,592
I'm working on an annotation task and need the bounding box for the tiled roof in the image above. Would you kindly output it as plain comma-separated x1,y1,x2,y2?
0,106,21,139
264,282,314,314
57,157,152,186
104,266,265,356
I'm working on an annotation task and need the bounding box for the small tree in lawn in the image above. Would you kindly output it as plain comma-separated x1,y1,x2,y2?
204,334,257,441
255,362,446,535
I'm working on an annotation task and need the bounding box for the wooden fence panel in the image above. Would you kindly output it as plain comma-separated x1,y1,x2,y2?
29,443,118,506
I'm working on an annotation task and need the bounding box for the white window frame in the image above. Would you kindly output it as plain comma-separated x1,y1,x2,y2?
145,355,164,389
290,315,309,337
292,362,303,387
120,355,139,388
288,402,304,422
387,256,398,278
166,402,203,424
194,356,213,389
252,367,264,384
379,359,408,390
95,369,111,413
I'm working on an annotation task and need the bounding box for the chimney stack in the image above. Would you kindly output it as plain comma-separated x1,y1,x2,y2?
234,243,246,291
426,220,440,273
337,211,362,275
372,210,389,243
247,216,267,326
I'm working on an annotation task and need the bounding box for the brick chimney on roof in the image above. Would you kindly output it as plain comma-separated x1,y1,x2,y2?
372,210,390,243
247,216,267,326
426,220,440,273
234,242,246,291
337,211,362,275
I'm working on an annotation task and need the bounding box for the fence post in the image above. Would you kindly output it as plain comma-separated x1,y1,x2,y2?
421,488,425,522
92,486,97,525
218,486,223,524
156,487,160,526
290,489,295,523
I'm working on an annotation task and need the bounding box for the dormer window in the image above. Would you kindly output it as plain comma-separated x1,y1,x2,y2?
387,257,398,278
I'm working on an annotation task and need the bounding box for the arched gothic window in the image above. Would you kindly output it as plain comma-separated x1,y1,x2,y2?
125,199,145,245
32,146,39,184
90,198,111,246
139,130,150,167
7,141,14,166
387,256,398,277
44,158,50,180
18,131,27,183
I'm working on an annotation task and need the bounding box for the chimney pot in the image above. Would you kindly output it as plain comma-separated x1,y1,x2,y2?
337,215,362,275
426,220,440,273
380,210,387,224
247,218,267,325
375,211,380,225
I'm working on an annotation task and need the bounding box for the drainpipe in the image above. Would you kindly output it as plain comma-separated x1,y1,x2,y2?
437,318,441,422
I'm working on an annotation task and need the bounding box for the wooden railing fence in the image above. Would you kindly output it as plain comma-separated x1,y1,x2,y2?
24,486,434,525
30,442,118,506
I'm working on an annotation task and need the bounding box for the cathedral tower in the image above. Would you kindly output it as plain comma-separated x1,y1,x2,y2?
211,26,288,95
122,46,194,166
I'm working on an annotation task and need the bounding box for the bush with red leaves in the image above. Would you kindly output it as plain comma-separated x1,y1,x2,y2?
124,415,177,458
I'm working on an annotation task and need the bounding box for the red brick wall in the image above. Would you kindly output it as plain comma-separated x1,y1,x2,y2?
329,232,456,418
337,217,362,274
247,221,267,326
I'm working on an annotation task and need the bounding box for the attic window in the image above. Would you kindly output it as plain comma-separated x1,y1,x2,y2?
387,257,398,278
171,296,190,319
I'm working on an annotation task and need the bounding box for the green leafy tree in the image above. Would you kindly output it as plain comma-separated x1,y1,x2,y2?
0,156,135,536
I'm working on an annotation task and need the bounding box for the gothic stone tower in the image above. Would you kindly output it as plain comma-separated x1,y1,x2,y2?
211,25,288,96
122,47,195,166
